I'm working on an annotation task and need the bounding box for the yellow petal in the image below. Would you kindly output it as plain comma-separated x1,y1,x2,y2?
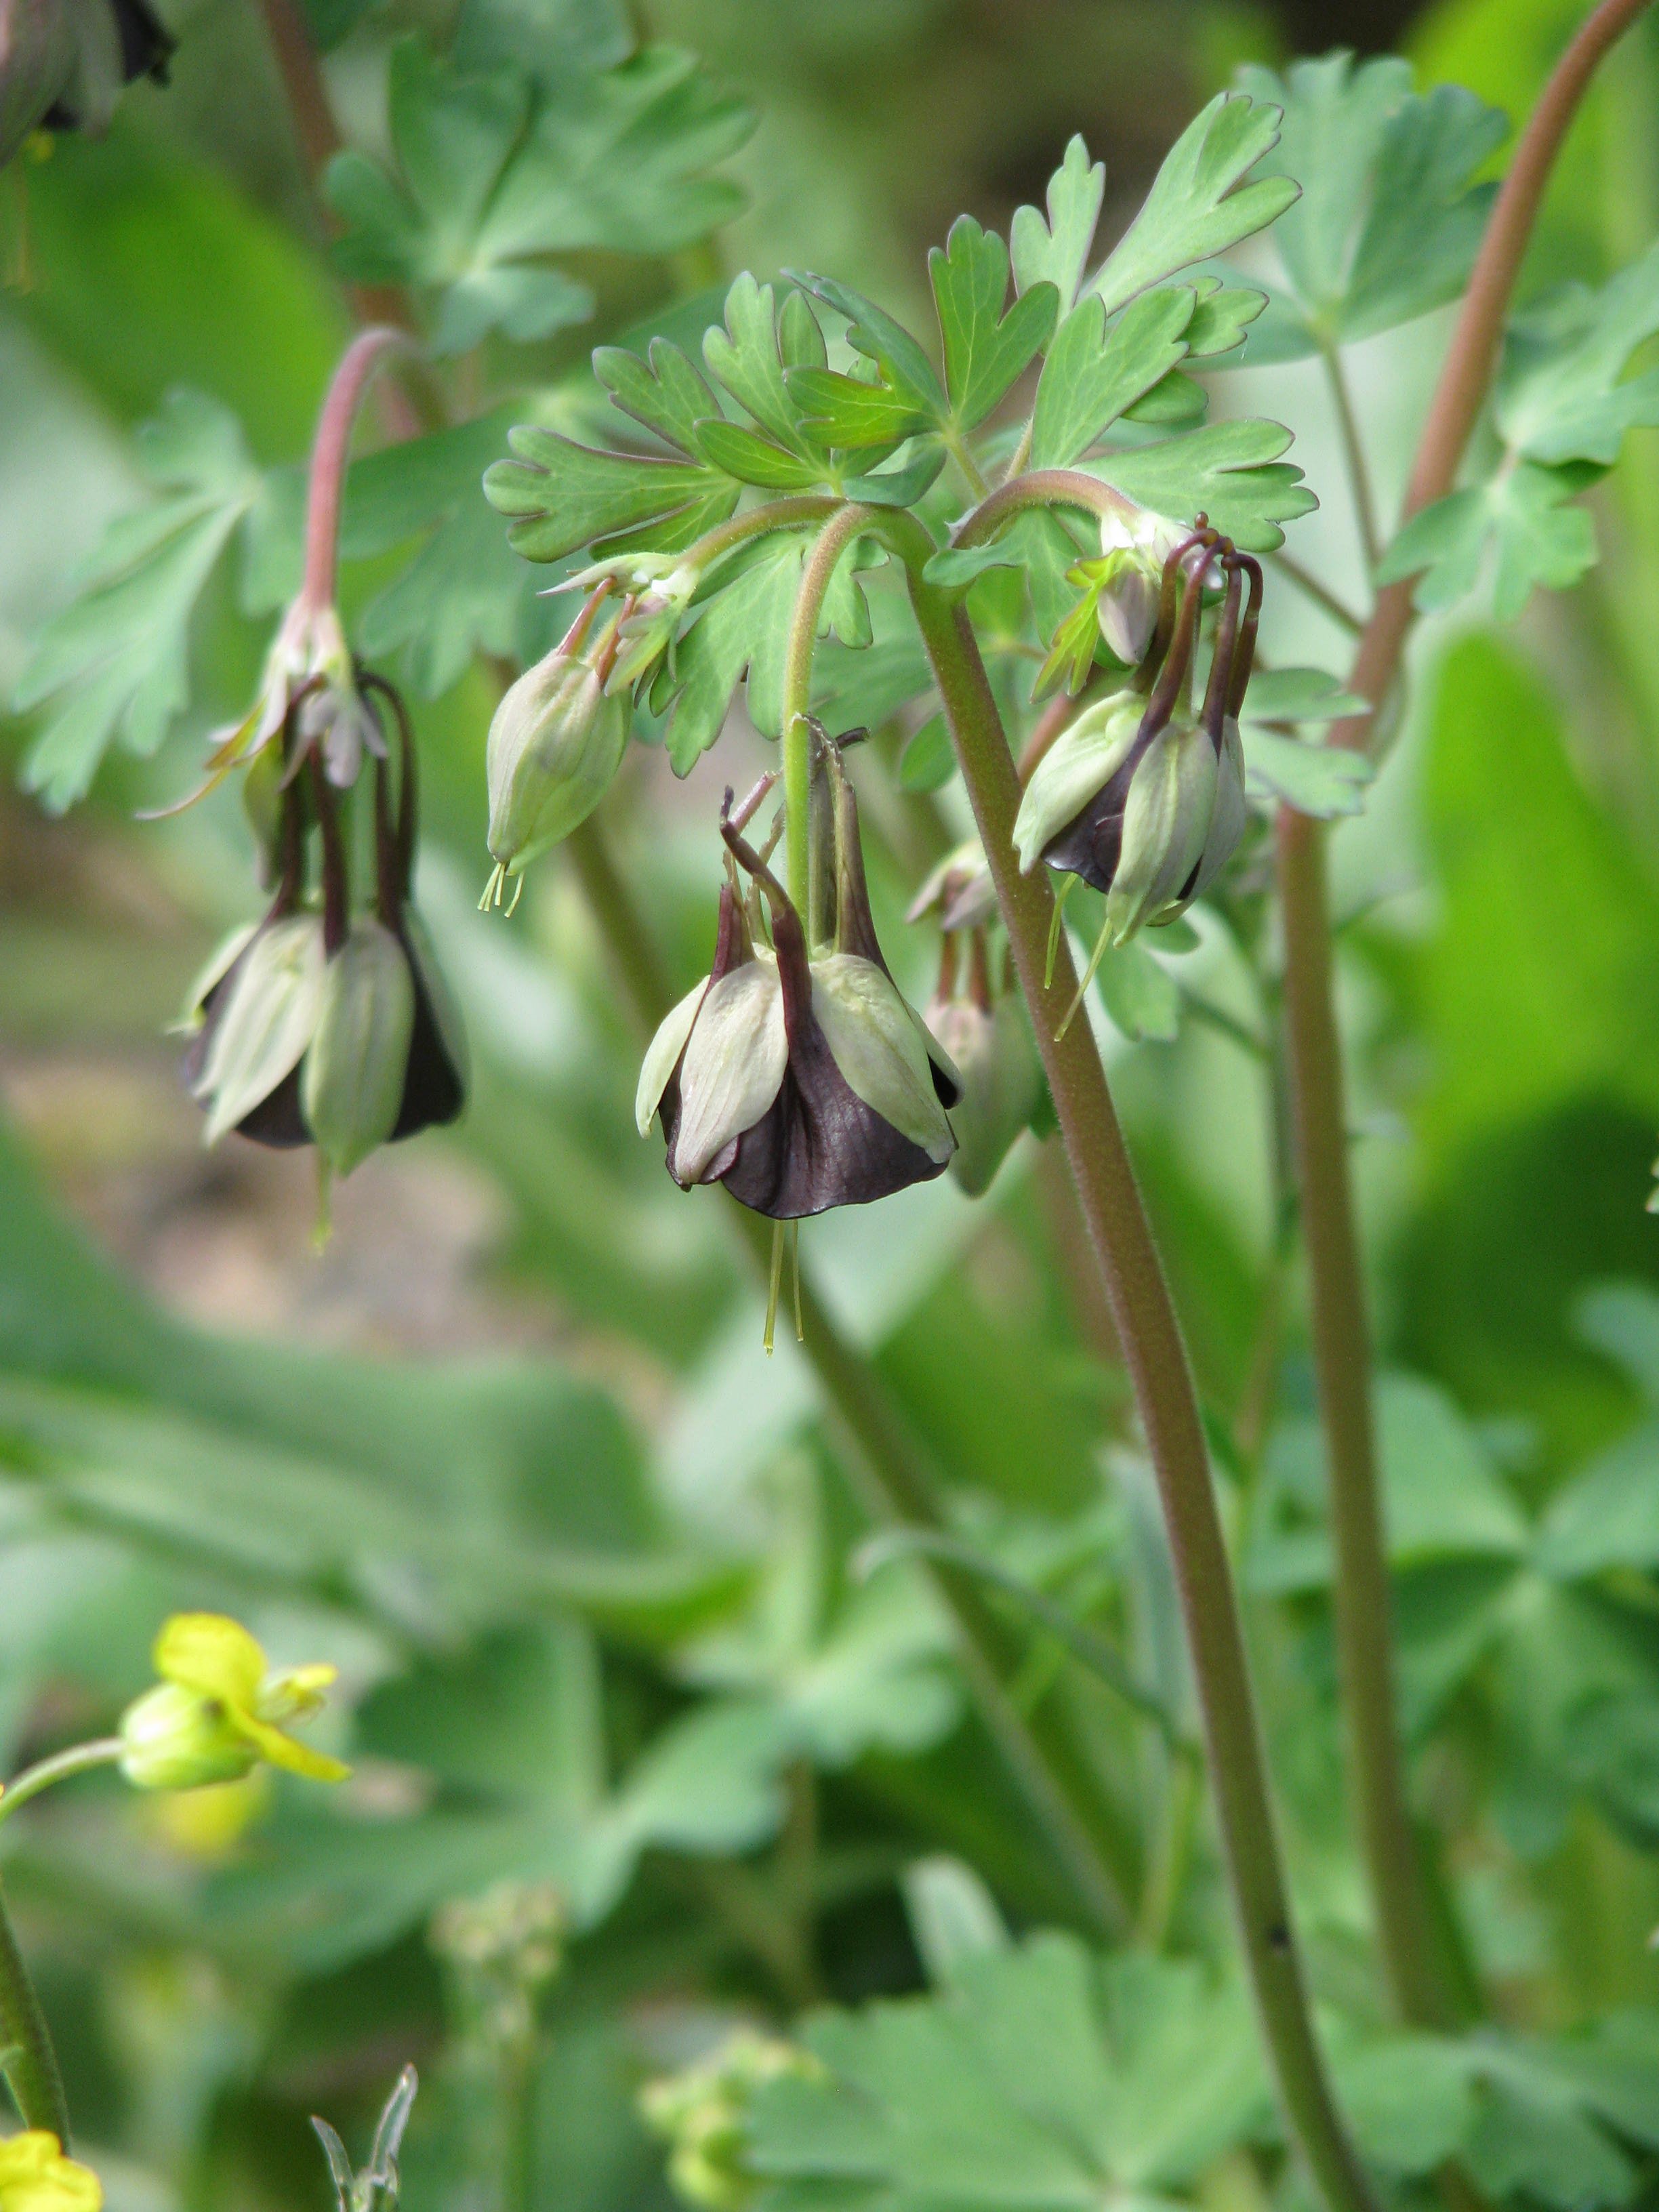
0,2133,103,2212
232,1708,351,1784
153,1614,266,1708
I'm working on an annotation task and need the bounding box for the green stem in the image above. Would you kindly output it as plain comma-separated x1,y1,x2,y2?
0,1872,70,2141
951,468,1139,551
779,504,867,910
0,1741,123,1826
1277,0,1657,2034
684,495,842,576
1319,343,1381,572
565,817,1132,1936
870,505,1376,2212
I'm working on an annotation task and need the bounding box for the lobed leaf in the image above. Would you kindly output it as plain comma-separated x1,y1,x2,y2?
1498,239,1659,466
928,217,1059,431
1084,417,1317,552
1010,134,1105,314
594,335,726,457
483,424,739,562
1029,287,1195,468
1377,463,1601,622
1090,91,1298,318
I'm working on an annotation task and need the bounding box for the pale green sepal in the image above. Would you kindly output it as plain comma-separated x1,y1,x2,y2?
811,954,957,1165
173,920,261,1036
195,916,326,1144
302,919,417,1177
1188,716,1247,901
636,976,710,1135
1012,692,1143,872
1105,719,1216,943
487,655,630,873
671,956,787,1185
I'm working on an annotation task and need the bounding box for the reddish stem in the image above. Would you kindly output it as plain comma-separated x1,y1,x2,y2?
302,327,407,611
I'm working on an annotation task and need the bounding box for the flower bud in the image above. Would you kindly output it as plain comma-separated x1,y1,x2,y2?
118,1682,259,1793
486,649,628,880
302,918,417,1179
926,990,1042,1197
1095,510,1221,666
1012,693,1143,876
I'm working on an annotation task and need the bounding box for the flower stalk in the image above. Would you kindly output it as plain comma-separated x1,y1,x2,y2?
866,499,1378,2212
302,325,407,614
1276,0,1657,2034
0,1880,68,2142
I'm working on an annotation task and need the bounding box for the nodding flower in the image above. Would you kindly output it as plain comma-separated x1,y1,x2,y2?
1,0,171,168
181,674,464,1182
636,728,960,1225
1012,526,1258,1026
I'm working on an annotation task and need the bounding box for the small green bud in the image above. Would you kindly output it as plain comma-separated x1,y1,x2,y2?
642,2034,819,2212
188,914,326,1147
486,649,628,878
118,1683,259,1793
302,918,417,1179
1105,713,1218,942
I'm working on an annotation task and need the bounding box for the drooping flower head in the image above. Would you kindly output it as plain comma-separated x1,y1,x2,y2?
1012,525,1258,1001
0,2133,101,2212
118,1613,350,1791
181,673,464,1179
636,728,960,1224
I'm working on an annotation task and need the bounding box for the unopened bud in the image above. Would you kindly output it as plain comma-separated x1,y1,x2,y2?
642,2034,818,2212
302,918,416,1178
486,649,628,880
118,1683,258,1793
926,992,1042,1197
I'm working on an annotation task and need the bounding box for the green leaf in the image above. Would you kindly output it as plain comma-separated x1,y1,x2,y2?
1084,418,1316,552
1183,276,1267,359
450,0,632,85
327,39,750,353
1498,239,1659,465
691,418,829,490
750,1937,1266,2207
928,218,1059,432
13,392,262,811
1244,666,1370,722
787,365,929,449
1093,937,1181,1045
842,441,947,507
1091,91,1298,318
1030,289,1195,468
1237,56,1504,359
704,273,828,455
1334,2037,1478,2175
1122,371,1208,426
656,532,807,770
1010,134,1105,315
484,424,739,563
594,336,724,456
1241,728,1375,819
789,269,948,423
899,714,956,793
1376,463,1600,621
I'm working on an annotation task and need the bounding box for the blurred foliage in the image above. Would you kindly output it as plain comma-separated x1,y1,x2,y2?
5,6,1659,2212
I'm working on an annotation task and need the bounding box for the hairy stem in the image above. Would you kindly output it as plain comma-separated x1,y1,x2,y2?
302,327,407,611
1276,0,1656,2032
0,1875,69,2141
953,468,1138,548
780,506,870,910
565,816,1130,1935
684,496,842,575
876,506,1375,2212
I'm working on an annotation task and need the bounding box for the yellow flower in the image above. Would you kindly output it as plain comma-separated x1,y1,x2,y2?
0,2133,102,2212
118,1615,350,1792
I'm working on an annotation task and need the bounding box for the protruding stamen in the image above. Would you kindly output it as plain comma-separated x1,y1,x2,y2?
506,873,525,919
1056,907,1116,1042
479,861,506,913
764,1218,785,1355
1045,874,1077,989
790,1219,804,1343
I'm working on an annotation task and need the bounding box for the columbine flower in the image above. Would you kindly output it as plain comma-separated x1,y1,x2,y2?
180,680,464,1167
1093,506,1223,667
483,588,631,908
636,739,959,1220
118,1613,349,1791
1,0,171,169
0,2134,101,2212
642,2034,819,2212
1012,537,1255,954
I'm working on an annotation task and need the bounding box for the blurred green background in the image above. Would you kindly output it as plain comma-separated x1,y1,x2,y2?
7,1,1659,2211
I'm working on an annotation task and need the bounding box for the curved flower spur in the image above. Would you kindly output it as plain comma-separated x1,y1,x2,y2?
1014,523,1258,1036
180,674,466,1223
636,725,961,1349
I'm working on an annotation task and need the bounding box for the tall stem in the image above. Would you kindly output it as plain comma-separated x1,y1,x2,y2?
567,817,1130,1935
302,326,407,611
0,1875,70,2141
878,512,1374,2212
1276,0,1656,2032
780,506,869,908
1320,344,1381,572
